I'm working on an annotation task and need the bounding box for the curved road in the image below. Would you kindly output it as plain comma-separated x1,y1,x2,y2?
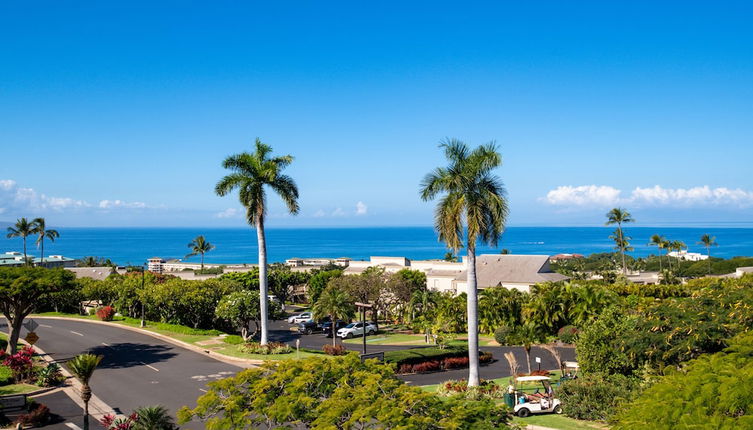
1,318,242,428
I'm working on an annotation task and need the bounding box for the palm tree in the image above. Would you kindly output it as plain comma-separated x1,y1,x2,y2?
133,405,177,430
443,252,457,262
313,286,355,346
67,353,103,430
32,218,59,266
698,234,718,275
662,238,673,272
6,217,36,265
420,138,509,387
185,235,215,271
648,234,666,272
514,322,540,375
605,208,634,274
609,228,633,274
215,138,299,345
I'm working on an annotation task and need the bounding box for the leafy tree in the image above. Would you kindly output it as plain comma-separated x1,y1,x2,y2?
67,353,103,430
420,138,509,386
389,269,426,323
312,285,355,345
214,290,281,341
215,138,300,345
698,233,719,275
178,354,511,429
605,208,634,274
268,267,310,304
6,217,36,265
559,373,641,422
512,322,542,374
31,217,59,265
614,332,753,429
185,235,215,271
306,269,342,304
0,267,76,353
478,287,524,334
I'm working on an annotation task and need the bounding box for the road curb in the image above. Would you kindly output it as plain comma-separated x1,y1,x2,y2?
31,316,262,368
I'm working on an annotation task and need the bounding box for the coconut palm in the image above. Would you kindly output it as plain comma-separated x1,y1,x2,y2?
215,138,299,345
133,405,177,430
67,353,103,430
185,235,215,271
313,285,355,346
514,322,541,375
605,208,634,274
648,234,666,272
420,138,509,387
698,234,718,275
6,217,36,265
32,218,59,266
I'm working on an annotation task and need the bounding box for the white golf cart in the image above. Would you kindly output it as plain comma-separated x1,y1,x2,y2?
513,376,562,417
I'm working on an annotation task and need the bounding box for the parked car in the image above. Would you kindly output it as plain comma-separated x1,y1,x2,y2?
337,322,377,339
287,312,313,324
322,320,348,337
297,320,323,335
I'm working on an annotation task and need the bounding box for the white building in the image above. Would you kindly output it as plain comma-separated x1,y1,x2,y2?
344,254,568,294
667,250,709,261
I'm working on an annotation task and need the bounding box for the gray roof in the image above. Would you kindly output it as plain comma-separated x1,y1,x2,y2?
66,267,113,281
471,254,568,286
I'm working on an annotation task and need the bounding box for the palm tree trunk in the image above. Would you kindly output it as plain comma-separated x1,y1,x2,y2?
466,244,480,387
707,247,711,275
83,400,89,430
256,217,269,345
618,225,627,275
201,252,204,272
40,238,44,267
525,347,532,374
23,237,28,266
332,317,337,347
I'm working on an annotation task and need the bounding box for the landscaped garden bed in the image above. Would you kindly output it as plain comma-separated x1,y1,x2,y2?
384,346,493,374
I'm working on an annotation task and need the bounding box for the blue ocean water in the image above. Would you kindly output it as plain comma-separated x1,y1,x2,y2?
2,227,752,266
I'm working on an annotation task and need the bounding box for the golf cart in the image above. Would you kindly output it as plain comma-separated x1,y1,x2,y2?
513,376,562,417
560,361,579,381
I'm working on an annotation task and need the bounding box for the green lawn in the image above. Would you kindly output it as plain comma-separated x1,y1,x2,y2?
32,312,321,361
512,414,607,430
0,383,39,395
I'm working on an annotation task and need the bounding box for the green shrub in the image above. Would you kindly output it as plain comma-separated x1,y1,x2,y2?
383,346,467,366
0,365,13,386
494,325,515,345
239,342,292,355
559,373,640,422
558,325,579,344
223,335,245,345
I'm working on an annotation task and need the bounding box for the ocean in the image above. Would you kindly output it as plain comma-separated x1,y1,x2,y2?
3,226,752,266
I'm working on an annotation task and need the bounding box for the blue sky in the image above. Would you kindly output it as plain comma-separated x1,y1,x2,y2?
1,1,752,227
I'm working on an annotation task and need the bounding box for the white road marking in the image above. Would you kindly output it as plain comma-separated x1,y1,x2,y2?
40,324,53,328
199,388,208,393
101,342,110,346
70,331,84,336
65,423,83,430
140,362,159,372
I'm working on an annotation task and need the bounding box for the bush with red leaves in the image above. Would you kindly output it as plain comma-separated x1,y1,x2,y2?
322,344,347,356
413,360,442,373
17,403,51,427
96,305,116,321
1,345,35,382
443,356,470,369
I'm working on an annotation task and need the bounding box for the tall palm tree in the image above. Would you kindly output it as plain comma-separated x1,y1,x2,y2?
420,138,508,387
313,285,355,346
698,234,718,275
662,238,673,272
605,208,634,274
67,353,103,430
6,217,36,265
215,138,299,345
185,235,215,271
648,234,666,272
32,218,59,266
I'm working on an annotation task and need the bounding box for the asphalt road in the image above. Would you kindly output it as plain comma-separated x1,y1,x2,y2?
1,318,242,429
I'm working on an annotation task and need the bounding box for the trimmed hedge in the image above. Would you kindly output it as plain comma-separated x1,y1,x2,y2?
0,365,13,386
384,346,468,366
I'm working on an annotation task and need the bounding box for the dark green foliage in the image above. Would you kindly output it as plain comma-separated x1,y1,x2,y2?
179,354,511,429
306,269,342,304
614,332,753,429
558,325,578,343
0,365,13,385
559,373,641,422
493,325,515,345
383,346,468,366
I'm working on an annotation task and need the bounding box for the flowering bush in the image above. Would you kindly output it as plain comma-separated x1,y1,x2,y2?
396,352,494,374
100,412,138,429
96,305,116,321
322,344,347,356
413,360,442,373
437,379,504,400
17,403,51,427
239,342,292,355
1,345,35,382
443,356,469,369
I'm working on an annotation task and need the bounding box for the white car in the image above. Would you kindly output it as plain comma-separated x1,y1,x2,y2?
337,322,377,339
287,312,313,324
513,376,562,417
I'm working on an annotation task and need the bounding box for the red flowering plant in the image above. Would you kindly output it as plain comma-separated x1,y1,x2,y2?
100,412,138,429
1,345,36,382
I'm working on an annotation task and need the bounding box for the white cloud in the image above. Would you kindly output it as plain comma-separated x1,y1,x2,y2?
543,184,753,208
332,207,346,216
98,200,147,210
313,209,326,217
0,179,90,213
544,185,623,207
215,208,242,219
355,201,368,215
